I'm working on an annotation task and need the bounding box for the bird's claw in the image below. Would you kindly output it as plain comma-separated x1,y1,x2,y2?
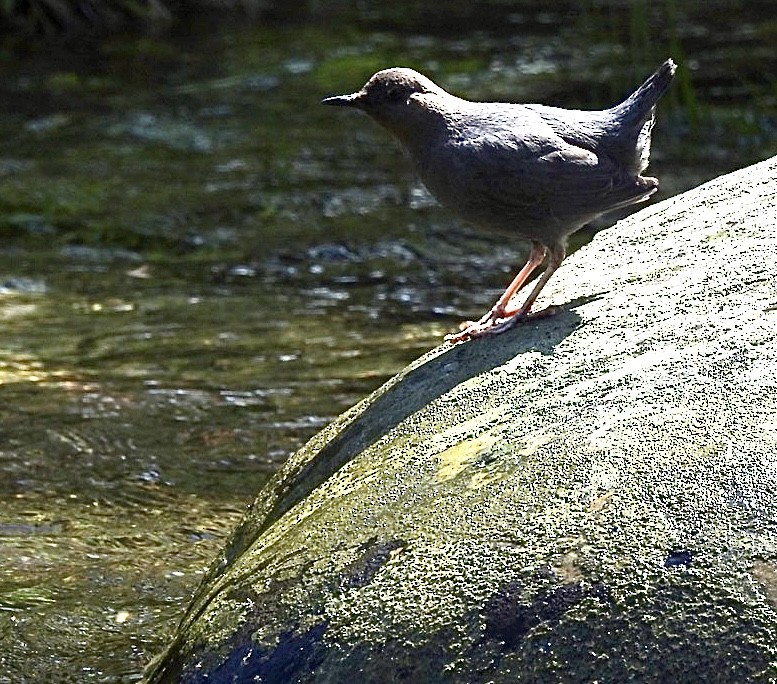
444,305,561,345
444,313,524,344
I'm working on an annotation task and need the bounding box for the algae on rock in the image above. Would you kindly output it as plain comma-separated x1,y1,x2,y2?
148,155,777,683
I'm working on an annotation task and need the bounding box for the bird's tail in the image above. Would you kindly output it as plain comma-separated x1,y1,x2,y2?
608,59,676,174
610,59,677,126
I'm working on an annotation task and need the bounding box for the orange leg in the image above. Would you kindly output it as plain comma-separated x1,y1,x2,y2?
445,241,566,344
506,242,566,317
475,241,548,324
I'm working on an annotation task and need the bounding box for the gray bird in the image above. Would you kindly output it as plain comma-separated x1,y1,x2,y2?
322,59,676,342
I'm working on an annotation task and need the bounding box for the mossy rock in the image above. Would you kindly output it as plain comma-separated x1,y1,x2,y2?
147,155,777,683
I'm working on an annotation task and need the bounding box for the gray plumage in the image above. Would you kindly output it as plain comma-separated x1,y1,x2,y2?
323,59,676,341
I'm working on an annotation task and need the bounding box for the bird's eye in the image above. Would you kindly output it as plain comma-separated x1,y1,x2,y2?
386,88,406,103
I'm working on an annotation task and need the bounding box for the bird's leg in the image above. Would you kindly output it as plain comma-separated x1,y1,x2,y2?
489,242,567,334
511,242,566,317
445,242,566,343
445,242,546,343
476,241,548,324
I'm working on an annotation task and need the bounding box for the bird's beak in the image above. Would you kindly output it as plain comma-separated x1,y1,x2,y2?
321,92,365,108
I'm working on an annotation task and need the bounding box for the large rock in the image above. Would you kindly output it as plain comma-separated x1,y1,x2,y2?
146,156,777,683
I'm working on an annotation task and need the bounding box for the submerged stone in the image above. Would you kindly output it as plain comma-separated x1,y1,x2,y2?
146,155,777,683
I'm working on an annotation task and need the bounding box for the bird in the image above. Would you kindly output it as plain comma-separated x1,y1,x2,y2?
322,59,676,343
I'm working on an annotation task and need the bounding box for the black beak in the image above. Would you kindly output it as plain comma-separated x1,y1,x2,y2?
321,92,364,108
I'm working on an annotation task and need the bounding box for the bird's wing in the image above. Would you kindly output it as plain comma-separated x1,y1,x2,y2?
436,124,643,226
525,104,656,174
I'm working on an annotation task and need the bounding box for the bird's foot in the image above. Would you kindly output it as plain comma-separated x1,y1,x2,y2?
444,313,520,344
443,307,510,343
443,305,560,344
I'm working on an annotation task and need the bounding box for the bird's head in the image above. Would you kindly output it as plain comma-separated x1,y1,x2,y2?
322,68,449,142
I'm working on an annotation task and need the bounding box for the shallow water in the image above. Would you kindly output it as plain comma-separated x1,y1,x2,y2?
0,4,775,681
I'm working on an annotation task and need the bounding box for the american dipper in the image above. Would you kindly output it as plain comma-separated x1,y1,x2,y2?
322,59,676,342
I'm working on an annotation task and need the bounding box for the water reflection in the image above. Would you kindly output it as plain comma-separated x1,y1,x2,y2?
0,5,775,681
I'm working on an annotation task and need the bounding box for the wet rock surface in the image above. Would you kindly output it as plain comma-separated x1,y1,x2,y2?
147,155,777,683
